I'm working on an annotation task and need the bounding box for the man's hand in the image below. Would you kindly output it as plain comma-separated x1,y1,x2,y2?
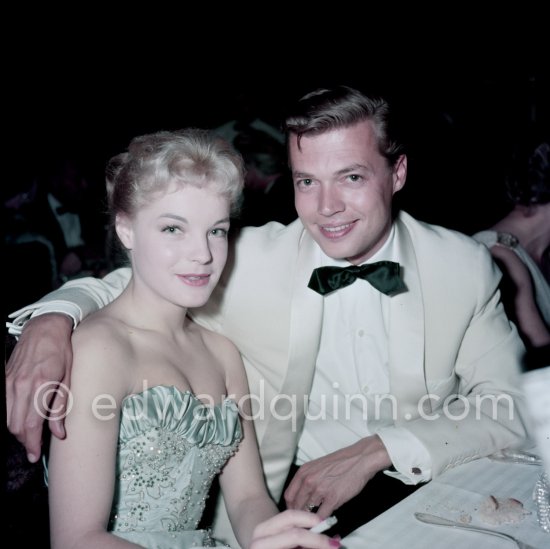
284,435,392,518
6,314,74,462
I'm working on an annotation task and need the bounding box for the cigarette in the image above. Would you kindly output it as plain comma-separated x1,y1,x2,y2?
309,515,338,534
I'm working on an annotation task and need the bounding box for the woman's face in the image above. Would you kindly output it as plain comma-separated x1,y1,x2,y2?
117,183,231,309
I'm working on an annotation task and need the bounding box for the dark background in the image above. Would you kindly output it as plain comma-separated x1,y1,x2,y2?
4,21,549,549
9,40,549,235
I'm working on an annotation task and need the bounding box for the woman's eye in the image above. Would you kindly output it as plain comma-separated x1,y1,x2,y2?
210,228,228,237
162,225,180,234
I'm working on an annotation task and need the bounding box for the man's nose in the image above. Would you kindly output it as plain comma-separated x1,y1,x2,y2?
318,185,344,216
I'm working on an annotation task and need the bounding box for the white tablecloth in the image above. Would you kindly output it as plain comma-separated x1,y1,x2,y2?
341,457,548,548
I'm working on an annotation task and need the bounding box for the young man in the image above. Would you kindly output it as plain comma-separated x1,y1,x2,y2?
6,86,528,546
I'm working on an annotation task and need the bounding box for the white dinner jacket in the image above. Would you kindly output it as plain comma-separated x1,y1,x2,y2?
195,211,527,498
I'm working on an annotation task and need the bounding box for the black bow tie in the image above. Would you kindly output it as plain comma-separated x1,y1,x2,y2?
308,261,406,296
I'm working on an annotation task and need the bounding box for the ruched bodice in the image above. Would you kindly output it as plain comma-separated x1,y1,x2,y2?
109,385,241,548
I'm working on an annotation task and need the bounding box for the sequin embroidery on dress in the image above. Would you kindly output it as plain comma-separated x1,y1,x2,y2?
109,385,241,548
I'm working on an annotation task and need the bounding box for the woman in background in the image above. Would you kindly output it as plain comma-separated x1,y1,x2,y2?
473,139,550,356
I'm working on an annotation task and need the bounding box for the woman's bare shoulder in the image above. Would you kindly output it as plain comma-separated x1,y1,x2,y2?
196,323,240,358
74,311,129,349
71,311,136,389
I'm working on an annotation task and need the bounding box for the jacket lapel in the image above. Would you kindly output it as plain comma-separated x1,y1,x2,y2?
388,215,427,423
257,228,324,499
283,228,324,417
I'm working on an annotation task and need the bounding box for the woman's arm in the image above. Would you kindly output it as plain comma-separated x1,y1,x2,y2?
219,347,278,548
214,335,335,549
48,320,139,549
491,245,550,347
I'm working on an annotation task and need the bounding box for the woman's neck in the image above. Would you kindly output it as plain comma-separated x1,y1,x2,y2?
111,281,190,337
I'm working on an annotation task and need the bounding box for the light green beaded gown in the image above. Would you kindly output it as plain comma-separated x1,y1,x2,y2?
109,385,242,548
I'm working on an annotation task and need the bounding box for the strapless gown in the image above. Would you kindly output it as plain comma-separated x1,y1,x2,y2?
109,385,242,548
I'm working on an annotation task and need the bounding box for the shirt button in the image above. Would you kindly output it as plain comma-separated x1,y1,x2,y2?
411,467,422,475
358,329,365,337
362,385,369,394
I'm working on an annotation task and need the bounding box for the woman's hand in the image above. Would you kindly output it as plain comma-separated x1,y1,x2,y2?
249,510,340,549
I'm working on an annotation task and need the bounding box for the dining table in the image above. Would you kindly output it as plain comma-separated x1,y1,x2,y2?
341,453,548,548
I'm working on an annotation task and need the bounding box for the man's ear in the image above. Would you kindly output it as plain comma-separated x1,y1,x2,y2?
115,213,133,250
392,154,407,194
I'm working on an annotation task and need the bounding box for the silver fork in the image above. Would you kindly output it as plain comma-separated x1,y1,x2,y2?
414,512,538,549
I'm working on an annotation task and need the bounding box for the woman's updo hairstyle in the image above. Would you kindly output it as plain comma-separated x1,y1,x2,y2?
106,128,245,221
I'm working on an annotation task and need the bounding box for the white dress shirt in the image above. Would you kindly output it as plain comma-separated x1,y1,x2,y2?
296,224,432,484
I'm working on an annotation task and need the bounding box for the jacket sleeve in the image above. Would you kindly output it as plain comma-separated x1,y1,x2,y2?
7,268,131,336
402,245,530,478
